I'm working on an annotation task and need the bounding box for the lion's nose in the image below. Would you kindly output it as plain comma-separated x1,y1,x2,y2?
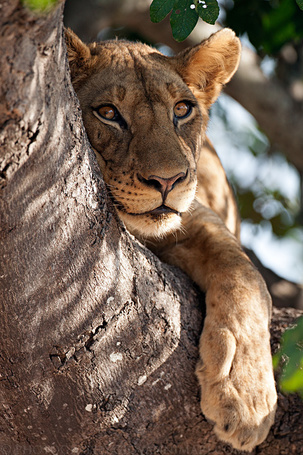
138,171,187,201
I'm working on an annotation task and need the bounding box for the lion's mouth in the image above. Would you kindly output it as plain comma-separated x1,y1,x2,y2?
129,205,181,217
109,191,181,218
148,205,181,217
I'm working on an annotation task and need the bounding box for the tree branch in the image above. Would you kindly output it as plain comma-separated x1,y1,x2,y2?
246,249,303,310
224,48,303,173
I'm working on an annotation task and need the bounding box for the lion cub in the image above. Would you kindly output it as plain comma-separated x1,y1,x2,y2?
65,28,277,451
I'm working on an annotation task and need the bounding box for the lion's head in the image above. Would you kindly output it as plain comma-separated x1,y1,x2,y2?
65,28,240,238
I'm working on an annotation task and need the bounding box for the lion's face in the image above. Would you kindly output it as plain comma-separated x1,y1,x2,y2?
73,43,205,237
66,30,241,238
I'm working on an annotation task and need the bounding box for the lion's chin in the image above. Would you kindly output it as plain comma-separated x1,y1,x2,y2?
118,210,182,239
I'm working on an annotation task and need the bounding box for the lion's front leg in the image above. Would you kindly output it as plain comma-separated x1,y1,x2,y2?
151,204,277,451
197,278,277,451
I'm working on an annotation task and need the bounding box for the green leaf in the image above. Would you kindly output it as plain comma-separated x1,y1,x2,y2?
296,0,303,11
274,317,303,396
23,0,58,12
170,0,199,42
196,0,220,25
281,366,303,398
150,0,175,23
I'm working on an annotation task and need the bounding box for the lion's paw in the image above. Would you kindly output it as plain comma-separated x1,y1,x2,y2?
196,323,277,452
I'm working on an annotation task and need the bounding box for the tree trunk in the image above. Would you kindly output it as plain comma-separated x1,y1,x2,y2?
0,2,303,454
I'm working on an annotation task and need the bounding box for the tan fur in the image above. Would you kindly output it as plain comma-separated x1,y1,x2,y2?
65,28,277,451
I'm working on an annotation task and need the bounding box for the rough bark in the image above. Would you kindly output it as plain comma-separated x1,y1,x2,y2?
0,2,303,455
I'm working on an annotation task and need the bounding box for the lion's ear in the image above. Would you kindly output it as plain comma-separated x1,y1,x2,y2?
175,29,241,108
65,28,92,88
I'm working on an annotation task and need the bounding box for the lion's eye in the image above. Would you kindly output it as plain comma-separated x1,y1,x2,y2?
174,101,192,119
94,104,127,129
96,105,117,120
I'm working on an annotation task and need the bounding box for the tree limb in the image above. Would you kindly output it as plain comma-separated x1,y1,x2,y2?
224,48,303,173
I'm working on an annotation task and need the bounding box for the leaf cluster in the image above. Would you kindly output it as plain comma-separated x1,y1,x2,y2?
150,0,219,41
222,0,303,54
150,0,303,50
